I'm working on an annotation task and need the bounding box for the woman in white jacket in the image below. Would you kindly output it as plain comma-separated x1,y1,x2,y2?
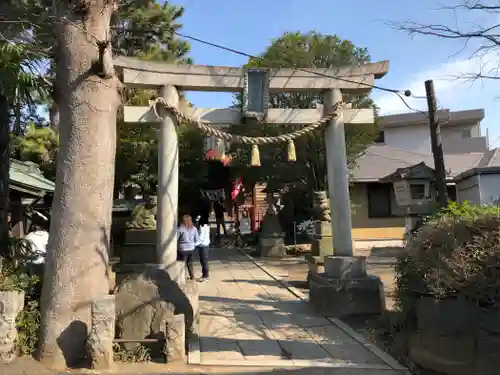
195,213,211,282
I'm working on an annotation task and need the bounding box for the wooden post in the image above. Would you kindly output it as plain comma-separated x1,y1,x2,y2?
425,80,448,207
158,85,181,282
324,89,354,256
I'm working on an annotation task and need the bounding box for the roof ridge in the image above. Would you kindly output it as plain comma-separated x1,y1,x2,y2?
368,144,432,157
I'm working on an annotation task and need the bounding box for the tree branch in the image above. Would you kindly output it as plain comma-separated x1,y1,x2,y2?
387,1,500,80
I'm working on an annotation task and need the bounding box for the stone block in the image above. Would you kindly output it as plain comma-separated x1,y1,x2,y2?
311,221,333,257
182,280,200,333
259,234,287,258
108,267,116,293
311,236,333,257
164,313,186,363
308,273,385,317
0,291,24,363
124,229,156,245
115,264,197,354
87,295,115,370
120,245,157,264
306,255,325,288
409,332,475,375
324,256,367,279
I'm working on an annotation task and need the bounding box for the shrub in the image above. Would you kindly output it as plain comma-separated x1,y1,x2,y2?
0,237,42,356
395,201,500,313
16,300,41,356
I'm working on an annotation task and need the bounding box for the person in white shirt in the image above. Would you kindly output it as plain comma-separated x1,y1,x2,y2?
195,212,211,282
25,224,49,264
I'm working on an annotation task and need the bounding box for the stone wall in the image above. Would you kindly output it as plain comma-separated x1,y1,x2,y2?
409,297,500,375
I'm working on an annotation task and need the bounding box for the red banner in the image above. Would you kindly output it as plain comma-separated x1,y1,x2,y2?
231,177,243,200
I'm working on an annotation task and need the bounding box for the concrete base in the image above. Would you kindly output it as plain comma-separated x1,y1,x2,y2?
308,256,385,318
309,273,385,317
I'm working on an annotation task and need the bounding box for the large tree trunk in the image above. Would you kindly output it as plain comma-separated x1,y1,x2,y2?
38,0,120,368
0,94,10,247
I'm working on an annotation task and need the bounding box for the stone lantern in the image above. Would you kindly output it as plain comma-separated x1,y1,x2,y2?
380,162,437,237
258,182,287,258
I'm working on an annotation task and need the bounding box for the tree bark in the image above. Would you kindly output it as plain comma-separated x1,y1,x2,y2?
0,94,10,248
38,0,120,368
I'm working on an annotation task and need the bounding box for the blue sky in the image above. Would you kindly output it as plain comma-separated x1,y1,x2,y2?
173,0,500,147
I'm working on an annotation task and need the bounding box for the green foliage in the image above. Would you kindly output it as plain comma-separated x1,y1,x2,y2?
16,300,41,356
0,41,50,132
113,343,151,363
231,31,377,191
428,200,500,223
126,202,157,230
0,237,40,292
395,201,500,316
178,124,210,205
11,122,58,179
0,237,39,272
0,272,39,293
113,0,191,63
112,1,209,196
0,236,41,355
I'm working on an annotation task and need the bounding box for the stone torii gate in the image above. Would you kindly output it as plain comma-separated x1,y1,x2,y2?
114,57,389,291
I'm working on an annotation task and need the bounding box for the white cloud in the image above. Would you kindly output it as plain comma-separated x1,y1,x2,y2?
373,50,500,116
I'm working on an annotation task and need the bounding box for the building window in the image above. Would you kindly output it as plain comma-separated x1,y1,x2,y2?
367,183,392,218
410,183,426,200
374,131,385,144
461,129,472,139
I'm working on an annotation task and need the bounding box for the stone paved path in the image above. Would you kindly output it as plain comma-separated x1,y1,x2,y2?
188,248,409,373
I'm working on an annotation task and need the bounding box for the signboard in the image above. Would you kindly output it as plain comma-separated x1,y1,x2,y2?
393,180,432,208
239,217,251,234
393,180,411,207
200,189,225,201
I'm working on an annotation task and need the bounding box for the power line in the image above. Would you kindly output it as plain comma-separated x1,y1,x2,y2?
173,31,406,95
170,30,431,115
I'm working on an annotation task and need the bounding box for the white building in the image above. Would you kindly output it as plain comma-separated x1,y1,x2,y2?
376,109,488,154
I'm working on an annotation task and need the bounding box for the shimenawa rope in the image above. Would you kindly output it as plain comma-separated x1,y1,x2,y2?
152,97,344,166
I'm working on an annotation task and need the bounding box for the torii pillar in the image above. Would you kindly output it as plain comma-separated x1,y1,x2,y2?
157,85,182,283
308,89,386,318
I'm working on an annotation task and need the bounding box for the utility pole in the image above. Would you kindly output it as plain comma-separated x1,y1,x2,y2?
425,79,448,207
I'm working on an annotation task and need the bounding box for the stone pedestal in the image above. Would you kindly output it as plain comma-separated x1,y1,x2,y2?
258,214,287,258
124,229,156,245
311,221,333,257
114,264,199,363
308,256,385,317
164,313,186,363
120,245,157,264
0,291,25,363
305,255,325,287
259,233,287,257
88,295,115,370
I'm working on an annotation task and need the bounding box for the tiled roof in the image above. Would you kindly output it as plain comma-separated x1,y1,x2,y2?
353,145,484,182
9,160,55,193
